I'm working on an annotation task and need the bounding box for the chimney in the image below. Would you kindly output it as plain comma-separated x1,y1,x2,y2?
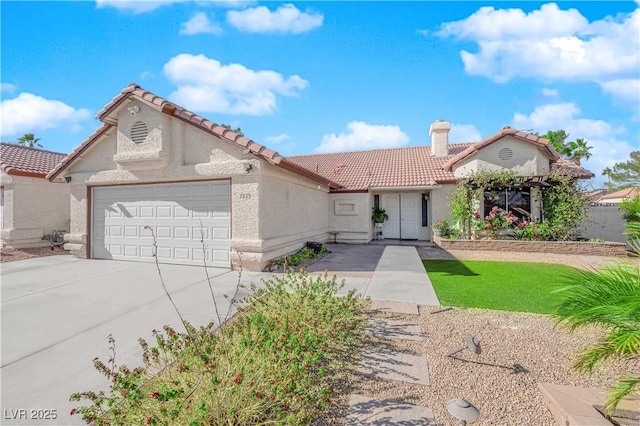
429,119,451,157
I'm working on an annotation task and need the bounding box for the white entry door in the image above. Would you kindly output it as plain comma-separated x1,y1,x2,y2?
381,194,400,239
400,194,419,239
92,181,230,267
381,193,420,240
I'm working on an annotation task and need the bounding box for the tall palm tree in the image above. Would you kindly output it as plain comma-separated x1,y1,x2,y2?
17,133,42,148
555,236,640,413
602,167,613,189
566,138,593,166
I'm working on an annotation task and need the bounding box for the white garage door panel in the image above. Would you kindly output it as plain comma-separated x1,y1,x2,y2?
92,181,230,267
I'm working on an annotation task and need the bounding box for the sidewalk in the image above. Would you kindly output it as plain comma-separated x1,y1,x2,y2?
364,246,440,306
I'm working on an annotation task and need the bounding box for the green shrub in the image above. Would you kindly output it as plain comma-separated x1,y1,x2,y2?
70,271,365,425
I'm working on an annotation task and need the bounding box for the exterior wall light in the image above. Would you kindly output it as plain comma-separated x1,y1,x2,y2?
64,176,72,183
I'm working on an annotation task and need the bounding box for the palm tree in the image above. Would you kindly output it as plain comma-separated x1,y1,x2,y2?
17,133,42,148
555,252,640,413
566,138,593,166
602,167,613,189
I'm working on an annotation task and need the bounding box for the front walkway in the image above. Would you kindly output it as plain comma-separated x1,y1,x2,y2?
364,246,440,306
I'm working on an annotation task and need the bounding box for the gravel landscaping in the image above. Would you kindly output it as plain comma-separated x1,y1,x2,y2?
314,304,633,425
0,245,69,263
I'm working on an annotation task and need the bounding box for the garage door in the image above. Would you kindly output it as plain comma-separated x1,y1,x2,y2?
92,181,230,267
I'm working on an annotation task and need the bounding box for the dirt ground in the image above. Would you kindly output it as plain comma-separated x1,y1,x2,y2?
0,245,69,263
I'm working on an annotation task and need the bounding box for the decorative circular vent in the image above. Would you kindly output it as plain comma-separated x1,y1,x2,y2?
130,121,148,144
498,147,513,161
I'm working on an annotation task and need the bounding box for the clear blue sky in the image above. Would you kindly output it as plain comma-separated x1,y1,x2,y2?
1,1,638,187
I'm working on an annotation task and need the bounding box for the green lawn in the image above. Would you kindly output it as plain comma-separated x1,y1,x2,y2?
423,260,579,314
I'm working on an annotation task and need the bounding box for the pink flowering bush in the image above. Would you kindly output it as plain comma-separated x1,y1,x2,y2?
473,206,518,238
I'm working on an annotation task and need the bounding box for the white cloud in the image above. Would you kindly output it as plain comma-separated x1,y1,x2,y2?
203,0,255,9
316,121,409,153
1,83,16,94
437,3,640,105
96,0,185,13
449,123,482,143
140,71,154,80
227,4,323,34
511,102,635,182
180,12,222,35
265,133,290,144
0,92,91,136
601,79,640,104
542,88,558,97
163,53,308,115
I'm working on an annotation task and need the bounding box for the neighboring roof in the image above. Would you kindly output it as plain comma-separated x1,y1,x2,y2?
598,187,640,202
288,144,473,191
442,126,560,171
1,142,67,178
47,83,342,189
583,188,608,201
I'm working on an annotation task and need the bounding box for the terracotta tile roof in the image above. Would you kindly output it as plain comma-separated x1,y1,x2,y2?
289,128,593,191
553,157,595,179
288,144,473,191
1,142,67,178
48,83,342,189
598,187,639,201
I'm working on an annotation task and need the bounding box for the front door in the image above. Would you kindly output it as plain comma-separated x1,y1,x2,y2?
381,194,400,239
380,193,419,240
400,194,419,239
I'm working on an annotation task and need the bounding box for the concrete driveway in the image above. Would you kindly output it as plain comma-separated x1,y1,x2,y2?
1,256,272,425
0,244,433,425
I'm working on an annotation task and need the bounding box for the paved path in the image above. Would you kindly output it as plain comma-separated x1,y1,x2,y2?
364,246,440,306
347,304,435,424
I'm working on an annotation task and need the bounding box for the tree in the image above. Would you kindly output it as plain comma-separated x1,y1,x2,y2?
540,130,593,166
17,133,42,148
220,124,244,136
566,138,593,166
606,151,640,190
541,130,570,155
602,167,613,187
555,264,640,414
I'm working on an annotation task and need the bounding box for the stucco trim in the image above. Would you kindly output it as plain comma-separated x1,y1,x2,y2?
86,185,92,259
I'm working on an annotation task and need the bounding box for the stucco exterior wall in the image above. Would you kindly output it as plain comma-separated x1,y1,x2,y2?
453,137,551,178
60,102,336,270
0,173,70,248
428,184,456,239
329,192,372,243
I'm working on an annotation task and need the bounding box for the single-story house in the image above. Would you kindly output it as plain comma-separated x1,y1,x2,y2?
597,187,639,204
1,143,70,248
48,83,591,270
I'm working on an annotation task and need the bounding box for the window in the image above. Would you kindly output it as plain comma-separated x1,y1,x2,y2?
484,189,531,220
422,195,428,227
374,194,380,209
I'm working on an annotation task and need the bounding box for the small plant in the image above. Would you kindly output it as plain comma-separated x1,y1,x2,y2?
434,219,450,231
372,207,388,224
